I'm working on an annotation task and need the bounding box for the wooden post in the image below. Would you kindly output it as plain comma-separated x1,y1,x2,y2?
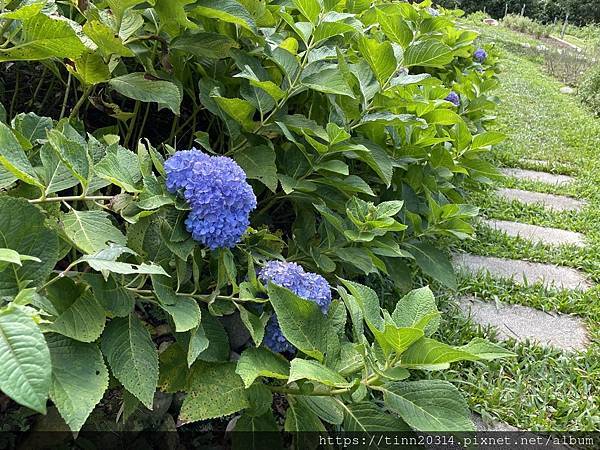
520,4,526,16
560,12,569,38
504,3,508,18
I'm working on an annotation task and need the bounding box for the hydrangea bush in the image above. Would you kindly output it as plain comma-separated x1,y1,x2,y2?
0,0,511,439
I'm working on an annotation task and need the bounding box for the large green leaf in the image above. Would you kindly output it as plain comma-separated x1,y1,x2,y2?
82,20,135,58
377,10,413,48
302,68,356,98
288,358,350,387
0,12,86,61
236,347,290,388
0,197,58,296
403,40,454,68
109,73,182,115
62,210,127,255
179,362,249,424
154,0,198,37
49,291,106,343
40,144,79,196
212,96,256,131
47,334,108,432
47,128,90,191
267,283,329,361
101,315,159,409
357,36,397,85
0,122,43,188
234,145,278,192
95,145,143,193
403,242,457,289
293,0,321,24
341,401,409,432
391,287,440,336
380,380,474,431
192,0,257,33
0,306,51,414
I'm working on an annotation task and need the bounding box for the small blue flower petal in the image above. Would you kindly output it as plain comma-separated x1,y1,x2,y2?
474,48,487,62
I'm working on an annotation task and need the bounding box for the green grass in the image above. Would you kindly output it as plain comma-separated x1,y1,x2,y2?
438,27,600,431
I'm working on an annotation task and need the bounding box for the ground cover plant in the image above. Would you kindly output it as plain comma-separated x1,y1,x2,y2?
0,0,513,439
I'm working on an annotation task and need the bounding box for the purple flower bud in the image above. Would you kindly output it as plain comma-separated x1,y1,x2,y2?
445,91,460,107
474,48,487,62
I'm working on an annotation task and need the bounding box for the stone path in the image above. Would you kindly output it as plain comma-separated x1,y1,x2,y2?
481,219,585,247
496,188,586,212
500,167,574,185
453,253,592,291
457,297,589,351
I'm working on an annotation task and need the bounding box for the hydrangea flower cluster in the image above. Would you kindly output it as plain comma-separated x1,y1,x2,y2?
260,261,332,353
445,91,460,107
474,48,487,62
164,149,257,250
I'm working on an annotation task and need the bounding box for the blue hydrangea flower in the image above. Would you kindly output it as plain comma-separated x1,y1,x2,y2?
474,48,487,62
260,261,332,353
426,7,440,16
445,91,460,107
164,149,257,250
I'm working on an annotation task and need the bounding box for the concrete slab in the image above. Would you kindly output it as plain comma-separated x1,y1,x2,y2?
500,168,574,185
453,253,593,291
481,219,585,247
496,188,586,212
457,296,590,352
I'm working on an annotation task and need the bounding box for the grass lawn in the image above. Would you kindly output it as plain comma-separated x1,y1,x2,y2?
436,25,600,431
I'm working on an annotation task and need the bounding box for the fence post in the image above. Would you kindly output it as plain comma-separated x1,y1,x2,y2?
520,4,526,16
560,12,569,38
504,3,508,18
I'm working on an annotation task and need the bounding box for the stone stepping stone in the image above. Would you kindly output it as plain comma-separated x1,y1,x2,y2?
481,219,585,247
453,253,593,291
457,296,590,351
496,188,586,212
500,168,574,185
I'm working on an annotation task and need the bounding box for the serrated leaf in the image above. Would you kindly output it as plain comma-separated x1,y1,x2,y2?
285,397,325,432
179,362,249,424
341,401,409,432
109,73,182,115
358,36,397,85
0,197,58,296
63,210,126,255
236,347,290,388
159,296,201,333
40,144,78,195
0,306,51,414
380,380,474,431
377,10,413,48
392,287,440,336
403,242,456,289
95,145,142,192
192,0,257,33
84,274,135,318
302,68,356,98
68,52,111,86
293,0,321,24
101,315,158,409
404,40,454,68
212,96,256,131
0,122,43,188
288,358,350,387
154,0,198,37
297,396,344,425
49,291,106,343
82,20,135,58
47,334,108,432
47,128,90,190
267,283,328,361
234,145,277,192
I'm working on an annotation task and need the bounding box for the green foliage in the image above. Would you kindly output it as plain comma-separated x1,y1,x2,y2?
0,0,512,434
579,64,600,116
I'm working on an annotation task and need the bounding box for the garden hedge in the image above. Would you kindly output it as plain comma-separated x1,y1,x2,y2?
0,0,512,438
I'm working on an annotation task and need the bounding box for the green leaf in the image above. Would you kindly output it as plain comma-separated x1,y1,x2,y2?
471,131,506,149
392,287,440,336
0,248,40,270
0,197,59,296
94,145,142,193
49,291,106,343
105,0,146,26
403,242,457,289
0,306,51,414
234,65,285,101
234,413,281,449
47,128,90,191
197,313,230,362
84,274,135,318
293,0,321,24
82,20,135,58
192,0,257,33
357,36,397,85
404,40,454,68
180,362,249,424
285,397,325,432
62,210,127,255
401,337,514,370
187,325,209,367
297,396,344,425
288,358,350,387
0,122,43,188
101,315,159,409
377,10,413,48
0,12,86,61
68,52,111,86
423,109,463,125
382,324,423,355
237,304,268,346
109,73,182,115
267,283,328,361
380,380,474,431
12,112,53,143
154,0,198,37
159,296,201,333
47,334,108,432
302,68,356,98
172,32,239,59
80,251,168,277
342,401,409,432
236,347,290,388
40,144,78,195
234,145,278,192
212,96,256,131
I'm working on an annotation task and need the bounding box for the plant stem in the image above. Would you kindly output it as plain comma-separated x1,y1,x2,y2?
125,100,141,147
69,85,93,120
59,73,72,120
9,67,19,120
29,195,114,204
